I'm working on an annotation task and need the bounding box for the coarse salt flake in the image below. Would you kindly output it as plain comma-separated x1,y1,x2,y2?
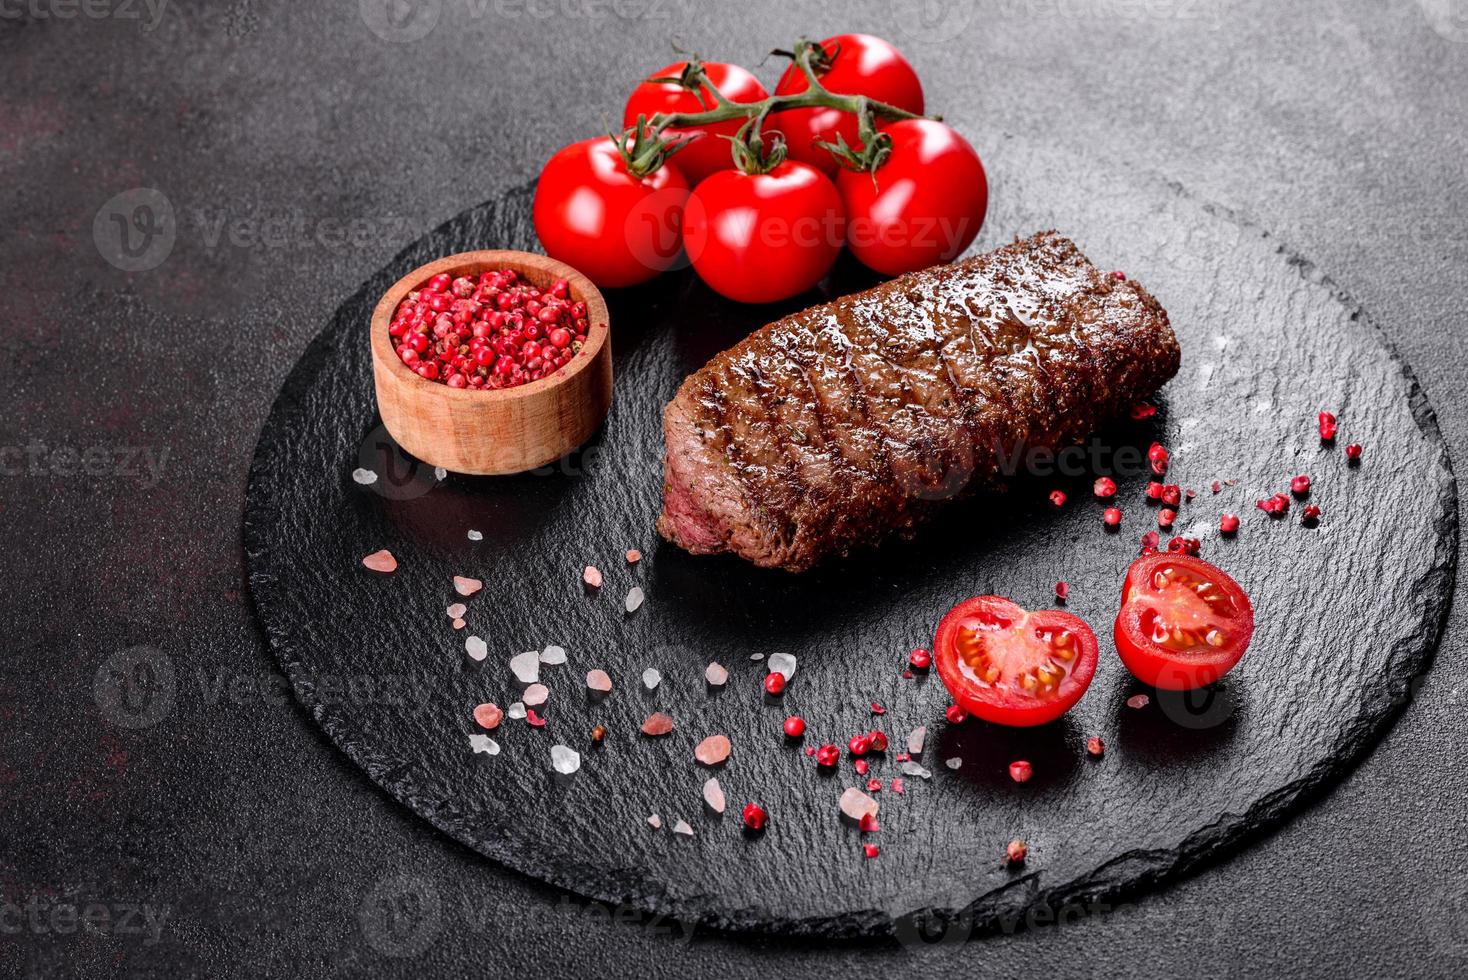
468,734,499,755
352,468,378,485
433,466,447,481
694,734,731,766
641,712,674,736
767,653,797,680
625,587,645,613
642,667,661,690
900,760,933,780
583,565,603,589
907,726,926,755
704,662,728,686
551,745,580,774
464,636,488,662
647,814,662,829
540,645,567,665
467,529,483,542
446,603,467,619
626,549,641,564
945,757,962,770
586,669,612,692
454,576,483,597
472,703,503,730
509,650,540,683
507,701,527,719
672,819,693,837
361,550,397,573
1127,693,1151,710
523,683,549,706
702,777,726,813
840,787,880,822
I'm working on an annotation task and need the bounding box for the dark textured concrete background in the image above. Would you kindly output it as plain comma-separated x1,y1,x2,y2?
2,1,1466,976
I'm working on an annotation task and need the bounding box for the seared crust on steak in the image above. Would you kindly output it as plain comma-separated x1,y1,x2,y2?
656,232,1181,572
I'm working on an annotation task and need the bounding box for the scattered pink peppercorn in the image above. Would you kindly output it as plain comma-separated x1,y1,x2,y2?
859,812,879,832
1145,481,1163,501
863,843,881,859
1130,402,1157,420
1291,474,1312,495
1008,760,1034,783
891,778,906,795
1103,507,1123,528
848,734,871,757
1055,581,1069,601
763,672,786,696
1303,504,1322,525
1049,489,1068,508
741,803,767,831
945,704,969,724
1139,530,1160,553
1006,839,1028,864
870,702,886,716
1093,476,1118,498
815,744,839,767
1158,508,1176,528
1211,480,1222,494
1345,443,1362,463
908,648,932,670
525,708,546,728
1112,270,1127,281
854,758,869,775
783,716,806,738
1220,513,1240,534
1161,484,1182,507
1319,411,1338,442
866,778,882,793
868,730,889,752
1086,736,1105,757
1148,442,1170,476
1168,536,1201,556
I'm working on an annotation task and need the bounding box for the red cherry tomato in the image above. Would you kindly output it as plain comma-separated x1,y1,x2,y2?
837,120,988,276
934,596,1099,727
532,137,689,288
1114,553,1255,690
682,160,845,304
773,34,925,174
623,62,769,186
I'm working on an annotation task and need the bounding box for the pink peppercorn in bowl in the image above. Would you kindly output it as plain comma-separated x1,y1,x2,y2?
369,250,612,475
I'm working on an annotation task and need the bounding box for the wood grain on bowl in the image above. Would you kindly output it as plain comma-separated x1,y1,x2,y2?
369,249,612,475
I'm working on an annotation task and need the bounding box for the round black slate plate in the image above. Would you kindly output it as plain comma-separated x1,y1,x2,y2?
244,138,1456,937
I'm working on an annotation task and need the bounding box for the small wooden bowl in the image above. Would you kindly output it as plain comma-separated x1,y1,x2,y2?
369,250,613,475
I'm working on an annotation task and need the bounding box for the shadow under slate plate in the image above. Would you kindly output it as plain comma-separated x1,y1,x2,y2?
243,139,1457,936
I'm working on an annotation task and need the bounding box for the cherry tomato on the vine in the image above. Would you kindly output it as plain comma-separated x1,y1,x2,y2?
934,596,1099,727
532,137,690,289
623,62,769,186
1114,553,1255,691
837,119,988,276
773,33,925,174
682,160,845,304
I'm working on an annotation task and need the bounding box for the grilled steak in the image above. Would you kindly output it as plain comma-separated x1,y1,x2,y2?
656,231,1180,572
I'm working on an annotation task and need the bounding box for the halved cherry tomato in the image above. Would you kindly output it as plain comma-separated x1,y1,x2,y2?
1114,553,1255,690
623,61,769,186
934,596,1099,727
773,33,925,174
